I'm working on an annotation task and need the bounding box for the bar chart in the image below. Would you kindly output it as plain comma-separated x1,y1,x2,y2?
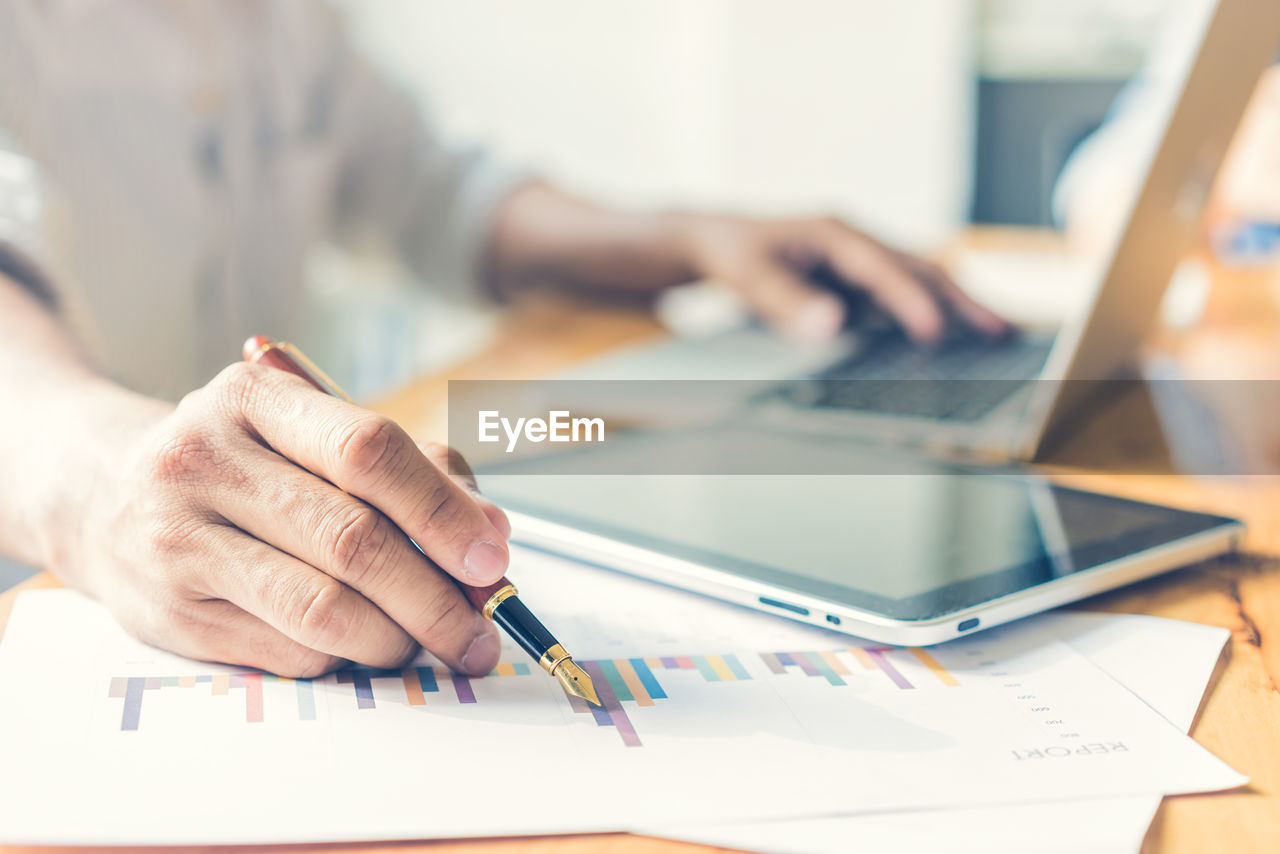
107,662,534,731
760,646,960,690
572,647,960,747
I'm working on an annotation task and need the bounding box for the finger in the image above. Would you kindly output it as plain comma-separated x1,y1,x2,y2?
217,365,510,585
418,441,512,539
207,447,501,674
195,523,421,670
729,258,846,341
139,597,344,679
893,252,1012,337
816,224,947,344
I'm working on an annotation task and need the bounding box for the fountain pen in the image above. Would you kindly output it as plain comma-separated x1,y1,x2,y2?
242,335,600,707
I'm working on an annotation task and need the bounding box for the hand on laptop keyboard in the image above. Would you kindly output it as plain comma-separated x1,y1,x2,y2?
674,213,1012,345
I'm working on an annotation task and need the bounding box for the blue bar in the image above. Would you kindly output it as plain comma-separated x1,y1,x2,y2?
121,676,146,731
195,675,212,683
416,666,439,693
513,662,531,676
296,678,316,721
722,654,752,681
337,669,375,709
693,655,721,682
776,652,796,668
628,658,667,700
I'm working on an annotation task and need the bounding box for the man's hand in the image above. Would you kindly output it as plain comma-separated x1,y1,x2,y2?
486,184,1011,344
672,213,1012,344
71,363,512,678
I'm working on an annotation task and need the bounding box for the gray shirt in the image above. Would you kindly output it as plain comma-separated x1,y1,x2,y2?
0,0,523,400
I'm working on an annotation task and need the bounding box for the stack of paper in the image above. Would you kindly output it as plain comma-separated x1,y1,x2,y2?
0,545,1237,850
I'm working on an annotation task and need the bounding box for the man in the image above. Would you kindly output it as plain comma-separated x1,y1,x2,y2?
0,1,1006,678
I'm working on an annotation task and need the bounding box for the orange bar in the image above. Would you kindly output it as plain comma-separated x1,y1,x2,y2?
178,676,196,688
211,674,229,696
496,662,515,677
849,648,876,670
708,656,736,681
401,668,426,706
820,650,850,675
645,657,661,668
911,648,960,686
616,659,654,706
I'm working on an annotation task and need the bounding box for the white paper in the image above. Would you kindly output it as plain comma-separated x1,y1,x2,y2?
650,611,1230,854
0,549,1244,845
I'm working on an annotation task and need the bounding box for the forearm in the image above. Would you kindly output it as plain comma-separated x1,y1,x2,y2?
0,274,167,577
483,183,704,300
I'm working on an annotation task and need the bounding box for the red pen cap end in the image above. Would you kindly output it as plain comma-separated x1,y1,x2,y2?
243,335,274,363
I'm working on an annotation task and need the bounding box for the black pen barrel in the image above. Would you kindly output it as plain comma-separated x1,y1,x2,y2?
490,597,560,662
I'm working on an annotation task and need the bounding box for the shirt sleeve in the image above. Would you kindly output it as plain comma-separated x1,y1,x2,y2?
321,12,531,304
0,126,56,304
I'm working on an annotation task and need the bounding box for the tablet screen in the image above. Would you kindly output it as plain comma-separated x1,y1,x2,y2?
478,428,1237,620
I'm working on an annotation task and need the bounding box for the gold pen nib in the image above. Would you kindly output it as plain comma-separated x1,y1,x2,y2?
554,658,600,706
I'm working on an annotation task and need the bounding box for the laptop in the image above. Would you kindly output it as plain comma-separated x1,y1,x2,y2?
561,0,1280,462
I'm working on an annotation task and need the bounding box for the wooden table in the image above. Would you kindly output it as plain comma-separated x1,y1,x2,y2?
4,239,1280,854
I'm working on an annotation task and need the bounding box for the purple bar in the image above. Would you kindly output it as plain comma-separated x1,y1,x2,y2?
776,652,796,668
121,677,146,731
793,653,820,677
660,657,679,668
867,649,914,690
228,673,245,688
759,653,786,674
451,673,477,704
582,660,642,747
336,669,376,709
143,677,162,690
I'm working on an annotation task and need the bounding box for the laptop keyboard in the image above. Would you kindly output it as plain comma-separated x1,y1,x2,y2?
779,329,1053,422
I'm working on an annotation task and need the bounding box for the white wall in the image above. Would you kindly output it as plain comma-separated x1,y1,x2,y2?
340,0,977,250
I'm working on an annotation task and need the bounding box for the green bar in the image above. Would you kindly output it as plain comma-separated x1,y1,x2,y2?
161,676,180,687
596,659,633,701
800,651,845,686
693,656,721,682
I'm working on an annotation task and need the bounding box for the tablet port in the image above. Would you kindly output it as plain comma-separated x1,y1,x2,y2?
826,614,841,626
957,617,980,632
759,596,809,616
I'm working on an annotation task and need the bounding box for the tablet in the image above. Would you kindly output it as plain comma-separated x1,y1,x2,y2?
477,427,1243,645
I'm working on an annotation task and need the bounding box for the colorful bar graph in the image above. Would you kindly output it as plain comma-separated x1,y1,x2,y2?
111,671,292,731
911,648,961,687
865,649,914,690
566,654,753,747
759,646,958,691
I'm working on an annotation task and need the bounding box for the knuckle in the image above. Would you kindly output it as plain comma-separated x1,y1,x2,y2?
144,512,206,560
336,415,405,482
153,593,208,638
273,645,342,680
324,505,393,587
287,580,353,651
411,589,468,648
149,430,218,484
211,361,265,412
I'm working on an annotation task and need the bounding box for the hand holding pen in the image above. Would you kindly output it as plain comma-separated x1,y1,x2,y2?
243,336,599,704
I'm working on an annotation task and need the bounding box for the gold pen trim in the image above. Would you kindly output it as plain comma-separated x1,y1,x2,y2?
482,584,518,621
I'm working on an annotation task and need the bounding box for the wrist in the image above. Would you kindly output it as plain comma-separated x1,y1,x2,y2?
29,379,171,588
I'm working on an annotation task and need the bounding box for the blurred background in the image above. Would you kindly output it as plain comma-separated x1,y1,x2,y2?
300,0,1177,402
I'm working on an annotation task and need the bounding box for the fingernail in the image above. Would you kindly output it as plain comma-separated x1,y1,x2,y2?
460,627,501,674
464,539,507,582
789,294,844,342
